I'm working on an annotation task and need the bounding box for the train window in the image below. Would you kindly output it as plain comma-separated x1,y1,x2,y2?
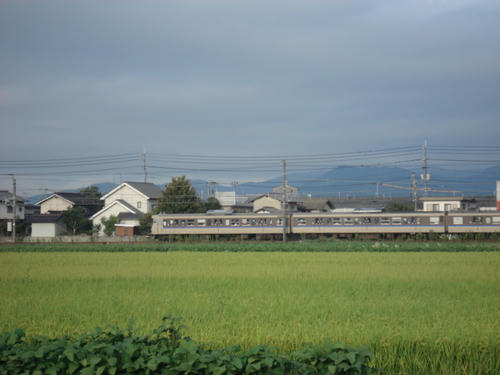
231,219,239,226
374,217,380,224
173,220,179,226
344,218,353,225
241,218,249,226
485,217,491,224
392,217,401,225
402,217,408,224
251,219,257,226
186,219,194,226
163,220,168,227
197,219,206,226
453,217,463,225
269,219,273,225
180,220,185,226
206,219,212,226
380,217,390,225
362,217,371,224
492,217,500,224
297,218,306,225
277,218,283,225
353,217,360,225
257,218,267,225
472,217,482,224
333,218,342,225
314,218,323,225
326,218,332,224
430,217,440,225
225,219,230,226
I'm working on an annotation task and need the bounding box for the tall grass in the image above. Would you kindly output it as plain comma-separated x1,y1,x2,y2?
0,252,499,374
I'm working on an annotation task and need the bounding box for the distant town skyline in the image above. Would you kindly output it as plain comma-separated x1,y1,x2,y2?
1,0,499,194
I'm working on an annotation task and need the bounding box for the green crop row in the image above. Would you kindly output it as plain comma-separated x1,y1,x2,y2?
2,239,500,252
0,317,375,375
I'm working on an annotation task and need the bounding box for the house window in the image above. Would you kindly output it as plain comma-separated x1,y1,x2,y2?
432,204,439,212
444,204,451,211
137,202,142,209
7,206,12,213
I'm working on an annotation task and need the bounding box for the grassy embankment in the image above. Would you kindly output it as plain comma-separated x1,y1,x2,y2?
0,251,499,374
2,240,500,252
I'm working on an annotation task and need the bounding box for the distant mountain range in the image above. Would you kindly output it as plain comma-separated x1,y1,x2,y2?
27,165,500,203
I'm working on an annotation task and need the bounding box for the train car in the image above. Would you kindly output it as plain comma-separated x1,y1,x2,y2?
290,212,446,236
446,212,500,234
152,213,284,237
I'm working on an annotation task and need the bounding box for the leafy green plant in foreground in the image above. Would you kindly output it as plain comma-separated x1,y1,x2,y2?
0,316,375,375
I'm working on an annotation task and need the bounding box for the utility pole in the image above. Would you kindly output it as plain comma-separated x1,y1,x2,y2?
11,175,16,243
375,182,379,198
421,140,430,196
142,151,147,183
232,181,238,193
411,172,417,211
281,160,287,242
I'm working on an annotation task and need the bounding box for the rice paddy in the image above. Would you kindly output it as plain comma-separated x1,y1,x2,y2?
0,251,499,374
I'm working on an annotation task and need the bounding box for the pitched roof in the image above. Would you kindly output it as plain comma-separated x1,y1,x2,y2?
36,192,100,206
101,182,163,201
0,190,25,203
30,213,63,223
90,199,142,220
299,198,334,211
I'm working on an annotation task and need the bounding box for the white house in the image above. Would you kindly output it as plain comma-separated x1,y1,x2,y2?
0,190,25,220
36,192,101,215
419,196,464,212
91,181,163,235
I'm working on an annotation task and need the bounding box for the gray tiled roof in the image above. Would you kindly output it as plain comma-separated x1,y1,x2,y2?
124,182,163,199
0,190,25,203
30,213,63,223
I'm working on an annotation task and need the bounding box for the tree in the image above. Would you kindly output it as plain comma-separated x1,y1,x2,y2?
156,176,203,213
61,206,92,235
101,215,119,236
203,197,221,211
138,213,153,235
79,185,102,199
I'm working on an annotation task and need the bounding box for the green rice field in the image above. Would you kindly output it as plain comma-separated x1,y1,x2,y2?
0,251,499,374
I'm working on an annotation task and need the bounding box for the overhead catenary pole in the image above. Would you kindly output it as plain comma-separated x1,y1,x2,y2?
411,172,417,211
282,160,287,242
421,140,429,196
11,175,16,243
142,151,147,183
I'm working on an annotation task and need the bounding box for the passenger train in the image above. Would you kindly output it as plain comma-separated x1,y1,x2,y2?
151,211,500,239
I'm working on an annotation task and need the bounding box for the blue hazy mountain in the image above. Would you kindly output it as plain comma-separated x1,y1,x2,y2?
27,165,500,203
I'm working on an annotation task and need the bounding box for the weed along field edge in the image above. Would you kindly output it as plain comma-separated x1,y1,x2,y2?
1,251,499,374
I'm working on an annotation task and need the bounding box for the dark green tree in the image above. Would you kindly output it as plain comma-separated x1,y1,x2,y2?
101,215,119,236
203,197,221,211
138,213,153,235
79,185,102,199
156,176,203,213
61,206,92,235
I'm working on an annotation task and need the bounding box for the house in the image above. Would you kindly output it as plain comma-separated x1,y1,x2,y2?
214,191,252,212
272,184,299,202
249,194,298,213
419,197,465,212
0,190,25,220
91,181,163,236
36,192,101,215
30,214,67,237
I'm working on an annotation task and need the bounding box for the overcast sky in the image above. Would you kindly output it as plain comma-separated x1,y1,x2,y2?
1,0,499,193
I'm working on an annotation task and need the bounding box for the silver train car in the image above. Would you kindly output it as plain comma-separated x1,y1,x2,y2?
151,211,500,239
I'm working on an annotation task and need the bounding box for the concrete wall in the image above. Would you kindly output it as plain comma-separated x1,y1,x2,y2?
40,196,73,214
